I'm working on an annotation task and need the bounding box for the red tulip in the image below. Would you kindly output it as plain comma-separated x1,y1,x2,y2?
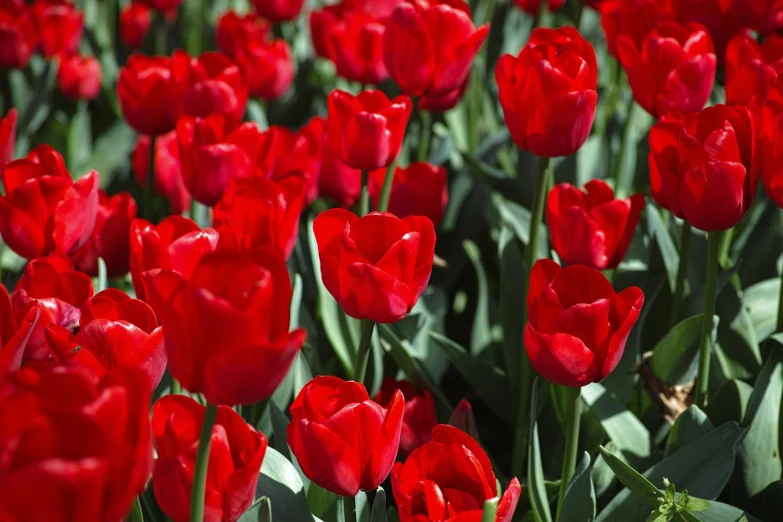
131,131,191,215
143,248,306,405
514,0,566,13
215,11,269,57
0,283,40,378
314,209,435,323
312,113,362,206
45,289,166,390
71,191,137,278
177,115,269,206
0,108,17,179
670,0,743,61
448,399,479,440
0,145,99,260
384,0,488,110
171,50,248,129
374,378,437,457
310,4,346,59
33,0,83,58
0,6,36,69
725,33,783,106
618,21,716,117
755,86,783,208
327,90,412,172
369,162,448,227
261,124,321,204
136,0,183,12
129,216,226,301
546,180,644,271
57,53,102,100
10,252,93,362
328,11,388,84
648,105,757,231
392,424,521,522
525,259,644,387
730,0,783,36
598,0,673,58
288,376,405,496
0,366,153,522
250,0,305,22
152,395,267,522
496,27,598,158
119,2,151,49
213,176,306,259
118,54,177,136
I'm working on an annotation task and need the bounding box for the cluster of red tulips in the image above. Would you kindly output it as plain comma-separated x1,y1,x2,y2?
1,0,783,520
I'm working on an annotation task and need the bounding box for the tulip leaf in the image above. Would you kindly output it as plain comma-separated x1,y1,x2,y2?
430,331,512,424
704,380,754,427
597,446,661,507
582,383,651,459
242,447,314,522
493,193,549,260
596,422,746,522
269,402,291,461
370,488,388,522
743,278,779,343
306,484,337,520
685,501,762,522
649,315,703,385
96,258,108,293
646,204,679,293
528,379,554,522
665,406,712,458
463,240,493,356
84,122,136,190
67,100,92,174
499,226,524,390
557,452,596,522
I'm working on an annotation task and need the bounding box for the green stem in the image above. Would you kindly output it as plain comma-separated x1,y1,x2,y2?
556,386,582,518
481,498,499,522
574,0,585,29
778,261,783,333
511,155,552,478
695,232,720,408
718,227,734,268
354,319,374,385
417,110,432,163
146,133,157,221
155,13,167,56
376,163,397,213
612,96,636,199
339,495,356,522
669,222,691,328
130,496,144,522
190,403,218,522
358,171,370,217
170,376,181,395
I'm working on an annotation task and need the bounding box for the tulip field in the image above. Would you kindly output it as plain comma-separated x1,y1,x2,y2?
2,0,783,521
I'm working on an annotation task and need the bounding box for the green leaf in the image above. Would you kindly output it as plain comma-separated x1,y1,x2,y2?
269,402,291,461
255,497,272,522
96,258,108,293
679,511,703,522
665,407,713,457
597,446,661,506
492,193,549,259
582,383,651,459
85,122,136,190
646,205,679,292
430,331,512,424
557,452,596,522
306,484,337,520
247,99,268,130
693,502,760,522
649,315,703,385
463,240,493,356
645,508,672,522
528,380,554,522
370,488,388,522
743,278,779,342
683,496,712,513
704,380,754,426
67,101,92,174
240,448,313,522
498,226,524,391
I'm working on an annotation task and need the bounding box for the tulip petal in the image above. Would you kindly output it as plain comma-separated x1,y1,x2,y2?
524,324,598,387
294,419,362,496
53,170,100,255
678,161,747,231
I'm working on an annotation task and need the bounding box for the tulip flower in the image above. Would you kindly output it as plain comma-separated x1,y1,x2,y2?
71,191,137,277
496,26,598,158
118,54,177,136
730,0,783,36
310,4,347,59
57,54,102,100
0,366,153,522
143,247,306,405
384,0,489,110
313,114,362,207
260,125,322,204
618,21,716,117
0,108,17,178
546,180,644,271
514,0,566,13
131,131,191,215
525,259,644,387
448,399,479,440
251,0,306,23
598,0,673,58
725,33,783,106
215,12,269,57
129,216,226,301
136,0,183,12
288,376,405,496
0,283,40,377
670,0,743,61
0,6,36,69
369,162,448,227
32,0,83,58
328,11,388,85
45,289,166,390
314,209,436,323
152,395,267,522
648,105,757,232
374,378,437,457
0,145,99,260
392,424,521,522
119,2,151,49
326,90,412,172
213,177,306,259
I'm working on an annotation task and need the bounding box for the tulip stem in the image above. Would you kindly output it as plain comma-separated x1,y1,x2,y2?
130,496,143,522
339,495,357,522
481,497,499,522
359,171,370,217
512,155,552,478
377,162,397,213
170,376,181,395
145,133,157,221
556,385,582,518
417,110,432,163
354,319,375,385
190,403,218,522
155,13,167,56
695,232,720,408
669,221,691,328
777,259,783,333
612,96,636,199
574,0,585,30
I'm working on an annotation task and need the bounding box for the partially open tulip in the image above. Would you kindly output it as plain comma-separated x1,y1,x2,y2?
118,54,177,136
392,424,521,522
496,27,598,158
670,0,743,61
598,0,673,58
152,395,267,522
327,90,412,172
213,176,306,259
374,378,437,457
384,0,488,110
618,22,716,117
33,0,83,58
57,54,102,100
136,0,183,12
131,131,191,215
288,376,405,496
310,4,347,59
313,113,362,207
514,0,566,13
314,209,436,323
0,6,36,69
260,124,322,204
448,399,479,440
143,248,306,405
215,12,269,57
648,105,757,231
525,259,644,387
0,145,99,260
546,180,644,271
725,33,783,106
0,108,17,178
0,366,153,522
119,2,151,49
0,283,40,377
251,0,305,23
45,289,166,390
328,11,388,84
730,0,783,36
755,85,783,208
71,191,137,277
369,162,448,227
